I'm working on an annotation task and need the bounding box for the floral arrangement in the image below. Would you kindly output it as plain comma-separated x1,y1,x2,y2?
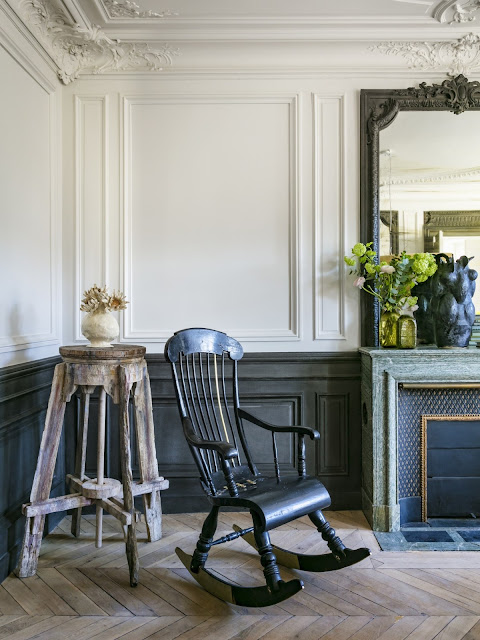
344,243,437,314
80,285,128,313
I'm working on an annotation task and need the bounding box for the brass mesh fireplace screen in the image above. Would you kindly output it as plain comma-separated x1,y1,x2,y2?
421,414,480,522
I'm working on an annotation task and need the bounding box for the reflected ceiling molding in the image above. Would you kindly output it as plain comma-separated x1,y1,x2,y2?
380,166,480,187
433,0,480,23
102,0,178,19
18,0,180,85
371,33,480,75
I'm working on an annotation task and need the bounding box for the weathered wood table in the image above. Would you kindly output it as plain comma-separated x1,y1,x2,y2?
15,345,168,586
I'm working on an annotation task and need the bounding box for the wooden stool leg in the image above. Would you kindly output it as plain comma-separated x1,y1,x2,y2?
134,368,162,542
96,387,107,548
119,366,139,587
16,364,68,578
71,388,92,537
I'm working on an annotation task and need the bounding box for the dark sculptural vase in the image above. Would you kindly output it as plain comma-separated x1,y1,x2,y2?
414,277,435,345
415,254,477,347
432,255,477,348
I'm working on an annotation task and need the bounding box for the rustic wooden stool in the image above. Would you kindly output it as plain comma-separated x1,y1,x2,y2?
15,345,168,587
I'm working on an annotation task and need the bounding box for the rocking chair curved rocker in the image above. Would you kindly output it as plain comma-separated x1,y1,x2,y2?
165,328,370,607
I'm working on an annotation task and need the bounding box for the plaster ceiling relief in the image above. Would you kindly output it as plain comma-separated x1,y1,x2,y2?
17,0,180,84
371,33,480,75
433,0,480,23
102,0,178,19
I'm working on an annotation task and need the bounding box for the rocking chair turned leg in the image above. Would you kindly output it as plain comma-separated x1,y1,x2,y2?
309,510,346,560
190,506,219,573
253,529,282,593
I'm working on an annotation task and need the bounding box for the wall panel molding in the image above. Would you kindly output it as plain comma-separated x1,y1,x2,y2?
313,93,346,341
121,94,300,343
315,393,349,476
0,57,60,354
74,94,109,340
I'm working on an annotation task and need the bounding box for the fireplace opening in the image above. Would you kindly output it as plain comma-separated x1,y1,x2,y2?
422,415,480,521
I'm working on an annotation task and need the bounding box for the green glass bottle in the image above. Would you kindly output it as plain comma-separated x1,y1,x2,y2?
379,311,400,348
397,314,417,349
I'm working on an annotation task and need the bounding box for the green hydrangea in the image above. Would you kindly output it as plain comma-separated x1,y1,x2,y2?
412,252,437,277
406,296,418,306
365,262,376,274
352,243,366,257
344,256,356,266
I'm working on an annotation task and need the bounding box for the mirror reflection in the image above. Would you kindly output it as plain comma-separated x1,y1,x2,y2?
379,110,480,313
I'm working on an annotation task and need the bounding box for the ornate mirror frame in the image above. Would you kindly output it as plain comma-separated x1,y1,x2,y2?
360,74,480,346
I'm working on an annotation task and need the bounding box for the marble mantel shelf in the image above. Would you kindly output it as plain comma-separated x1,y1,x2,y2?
360,346,480,532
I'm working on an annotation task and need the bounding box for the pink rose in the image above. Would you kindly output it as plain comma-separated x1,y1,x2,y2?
353,276,366,288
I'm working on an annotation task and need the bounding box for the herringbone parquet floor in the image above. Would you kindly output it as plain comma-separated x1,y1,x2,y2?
2,511,480,639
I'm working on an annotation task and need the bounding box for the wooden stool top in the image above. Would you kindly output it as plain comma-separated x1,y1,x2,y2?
60,344,146,364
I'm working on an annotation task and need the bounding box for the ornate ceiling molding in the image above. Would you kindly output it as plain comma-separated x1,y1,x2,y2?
18,0,180,84
102,0,178,19
433,0,480,24
371,33,480,76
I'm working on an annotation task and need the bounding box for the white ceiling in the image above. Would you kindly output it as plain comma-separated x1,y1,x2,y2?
85,0,434,19
72,0,478,36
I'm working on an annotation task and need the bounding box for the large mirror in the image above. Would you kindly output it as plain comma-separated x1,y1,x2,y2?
360,76,480,346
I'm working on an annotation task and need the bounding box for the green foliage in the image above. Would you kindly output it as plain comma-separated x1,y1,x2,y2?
344,244,437,313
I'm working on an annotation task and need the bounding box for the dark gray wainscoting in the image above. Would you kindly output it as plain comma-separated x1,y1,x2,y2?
64,352,362,513
140,352,362,513
0,356,63,583
0,351,361,583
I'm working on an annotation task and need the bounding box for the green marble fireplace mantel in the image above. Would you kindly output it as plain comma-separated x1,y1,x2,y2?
360,346,480,532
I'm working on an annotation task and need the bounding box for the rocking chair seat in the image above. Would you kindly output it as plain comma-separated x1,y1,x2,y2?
208,465,331,532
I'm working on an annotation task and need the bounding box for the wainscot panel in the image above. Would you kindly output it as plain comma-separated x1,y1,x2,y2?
0,356,63,583
143,352,362,513
63,352,361,514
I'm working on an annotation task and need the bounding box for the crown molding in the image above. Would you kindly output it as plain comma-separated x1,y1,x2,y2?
380,166,480,187
101,0,178,20
15,0,180,84
371,32,480,75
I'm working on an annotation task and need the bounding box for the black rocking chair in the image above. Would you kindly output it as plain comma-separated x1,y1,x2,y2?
165,328,370,607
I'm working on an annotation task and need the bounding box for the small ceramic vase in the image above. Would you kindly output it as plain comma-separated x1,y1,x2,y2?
81,310,119,347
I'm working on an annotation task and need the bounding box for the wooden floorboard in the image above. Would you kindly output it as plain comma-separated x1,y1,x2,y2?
3,511,480,638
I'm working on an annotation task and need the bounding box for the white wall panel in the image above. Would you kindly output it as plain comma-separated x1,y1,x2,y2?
63,74,419,352
313,94,345,340
0,42,60,363
122,95,299,341
75,95,108,339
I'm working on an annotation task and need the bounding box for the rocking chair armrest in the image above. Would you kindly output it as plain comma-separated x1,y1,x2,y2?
182,417,238,460
238,408,320,440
